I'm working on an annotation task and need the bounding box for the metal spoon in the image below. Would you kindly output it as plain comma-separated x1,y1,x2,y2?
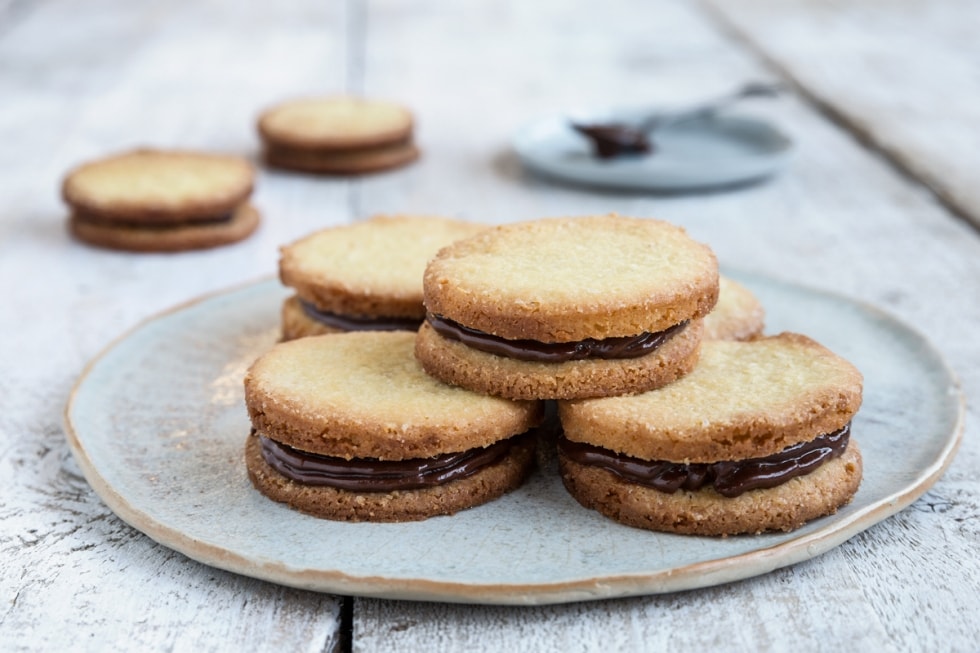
571,81,784,159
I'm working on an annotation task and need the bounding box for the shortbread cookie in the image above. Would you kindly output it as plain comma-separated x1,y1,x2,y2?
703,276,765,341
258,96,419,175
244,331,542,522
557,333,864,535
62,149,258,251
416,214,719,400
279,215,486,340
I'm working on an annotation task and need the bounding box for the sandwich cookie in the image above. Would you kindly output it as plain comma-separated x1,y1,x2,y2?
279,215,486,340
63,148,259,252
415,214,719,400
258,96,419,175
244,331,542,522
557,333,863,535
703,276,765,341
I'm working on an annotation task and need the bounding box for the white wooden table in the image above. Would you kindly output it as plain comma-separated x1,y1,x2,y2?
2,1,978,650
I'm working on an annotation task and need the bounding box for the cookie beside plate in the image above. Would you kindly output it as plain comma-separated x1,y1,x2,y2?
62,148,259,252
258,96,420,175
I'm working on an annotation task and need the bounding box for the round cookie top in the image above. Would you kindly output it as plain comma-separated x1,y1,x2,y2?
423,214,719,342
560,333,863,462
280,215,487,318
62,149,254,222
258,97,414,149
244,331,541,460
703,276,765,341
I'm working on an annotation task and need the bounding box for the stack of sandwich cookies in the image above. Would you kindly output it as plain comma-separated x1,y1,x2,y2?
415,214,719,400
258,97,419,175
557,333,863,535
279,215,486,340
244,331,542,522
703,276,765,341
63,149,259,252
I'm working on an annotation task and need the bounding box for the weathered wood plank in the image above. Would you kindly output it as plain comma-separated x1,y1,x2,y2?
1,0,979,650
702,0,980,230
352,0,980,650
353,555,894,652
0,0,354,649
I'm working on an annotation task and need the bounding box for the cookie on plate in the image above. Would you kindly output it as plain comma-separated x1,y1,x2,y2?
703,276,765,341
279,215,486,340
258,96,419,175
415,214,719,400
62,148,259,252
557,333,863,536
244,331,542,522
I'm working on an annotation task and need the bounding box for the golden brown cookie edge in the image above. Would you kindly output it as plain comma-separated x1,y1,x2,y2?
263,142,419,175
69,202,260,252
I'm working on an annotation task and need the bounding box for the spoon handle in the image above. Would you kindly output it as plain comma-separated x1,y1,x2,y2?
639,81,784,132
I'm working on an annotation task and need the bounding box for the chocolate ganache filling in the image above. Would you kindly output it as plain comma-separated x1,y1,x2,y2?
258,431,526,492
427,314,688,363
301,299,424,332
570,123,652,159
559,423,851,498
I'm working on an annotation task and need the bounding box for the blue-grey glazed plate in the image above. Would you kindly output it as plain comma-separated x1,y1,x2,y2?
64,272,962,605
513,109,793,191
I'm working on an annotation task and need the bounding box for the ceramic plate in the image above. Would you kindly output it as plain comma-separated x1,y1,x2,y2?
513,108,793,191
64,272,962,605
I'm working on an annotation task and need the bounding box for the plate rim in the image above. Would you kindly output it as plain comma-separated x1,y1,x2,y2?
62,274,965,605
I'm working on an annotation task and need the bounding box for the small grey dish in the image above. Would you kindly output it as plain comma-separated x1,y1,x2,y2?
513,108,794,192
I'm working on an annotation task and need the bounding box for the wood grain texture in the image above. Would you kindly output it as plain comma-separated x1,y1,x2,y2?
0,0,353,650
1,0,978,651
702,0,980,230
352,0,980,650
